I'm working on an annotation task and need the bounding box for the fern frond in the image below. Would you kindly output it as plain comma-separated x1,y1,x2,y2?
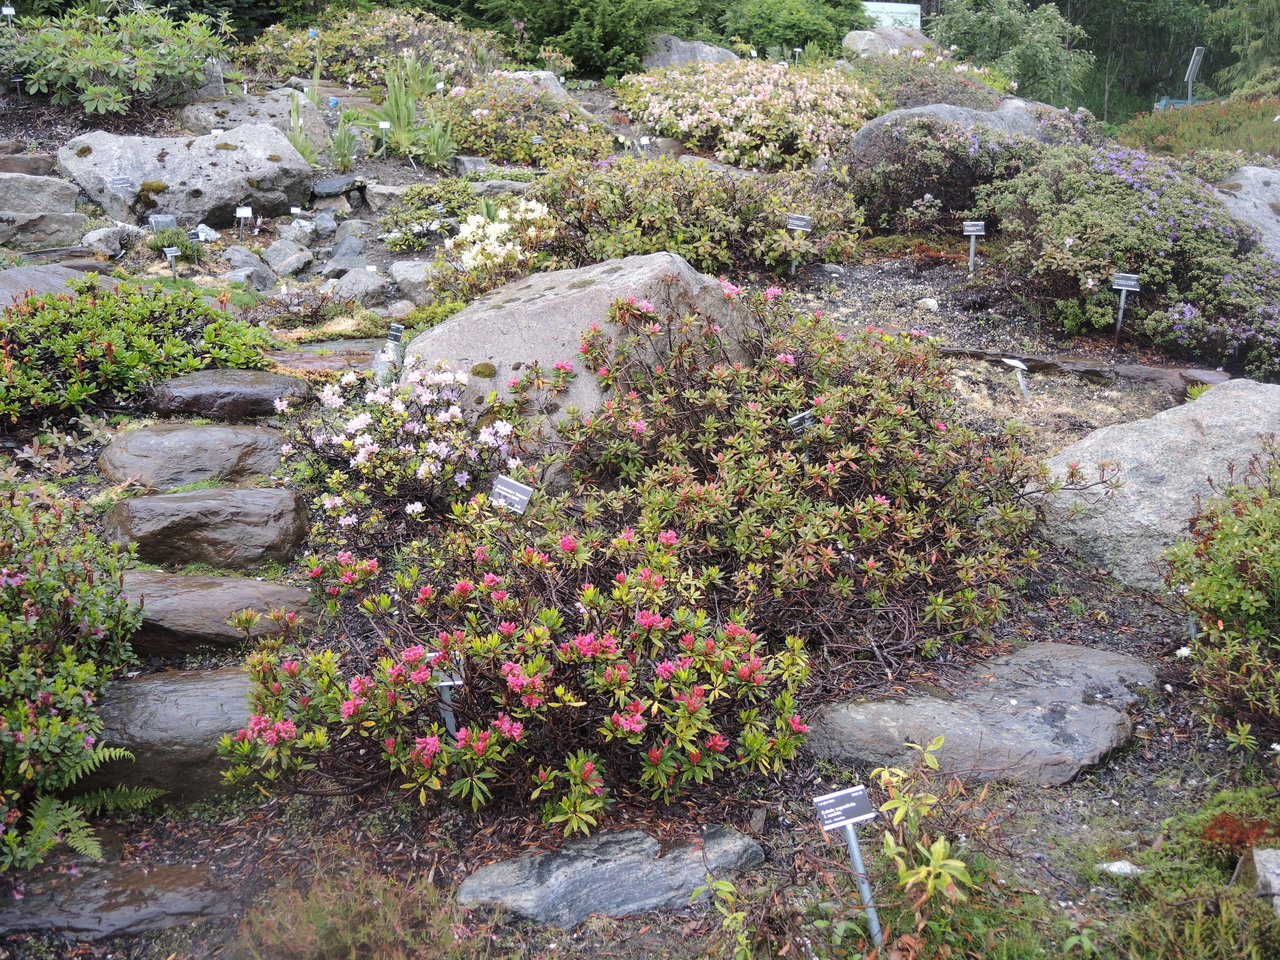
76,785,166,815
57,744,135,786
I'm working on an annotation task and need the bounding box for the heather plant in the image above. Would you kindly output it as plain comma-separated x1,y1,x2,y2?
1118,100,1280,158
242,9,502,90
436,76,614,166
976,143,1280,376
1163,447,1280,741
1,7,226,115
1,489,160,872
616,61,880,171
378,179,482,252
530,155,864,275
0,277,272,424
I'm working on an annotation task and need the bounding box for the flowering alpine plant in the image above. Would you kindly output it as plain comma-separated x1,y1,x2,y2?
221,518,810,837
616,61,880,171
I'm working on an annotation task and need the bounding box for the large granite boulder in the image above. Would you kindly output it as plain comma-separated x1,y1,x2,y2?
0,263,85,302
456,827,763,927
85,667,251,800
842,27,932,57
98,422,284,489
123,569,314,657
642,34,739,70
179,89,328,147
402,253,750,422
1042,379,1280,589
104,488,308,568
1214,166,1280,262
808,643,1156,785
57,124,310,227
0,171,87,247
149,369,311,420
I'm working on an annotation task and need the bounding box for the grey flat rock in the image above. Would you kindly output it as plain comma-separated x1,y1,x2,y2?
149,369,310,420
643,34,739,70
123,568,313,656
0,263,84,302
98,422,283,489
808,643,1156,786
456,826,763,927
1214,166,1280,261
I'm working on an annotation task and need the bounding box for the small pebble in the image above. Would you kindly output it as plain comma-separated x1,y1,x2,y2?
916,297,940,312
1098,860,1143,877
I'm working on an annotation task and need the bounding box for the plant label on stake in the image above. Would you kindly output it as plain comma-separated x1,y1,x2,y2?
162,246,181,279
793,46,803,64
785,213,813,275
290,206,303,217
788,410,818,435
1111,272,1140,343
10,76,21,95
1,7,13,28
963,220,986,274
1002,357,1030,400
530,135,544,146
211,127,225,135
436,656,466,736
491,476,534,514
814,785,883,947
110,176,132,190
436,81,445,93
377,120,391,154
235,205,252,242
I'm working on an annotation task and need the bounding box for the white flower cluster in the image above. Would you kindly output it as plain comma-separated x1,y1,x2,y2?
443,199,556,270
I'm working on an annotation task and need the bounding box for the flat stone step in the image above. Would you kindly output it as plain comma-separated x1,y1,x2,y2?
99,422,284,490
0,263,83,303
269,337,380,373
807,642,1157,786
124,568,314,656
105,487,307,569
149,369,311,420
81,667,252,801
0,857,235,941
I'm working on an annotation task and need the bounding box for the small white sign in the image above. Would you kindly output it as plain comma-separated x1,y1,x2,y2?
639,136,650,146
235,205,252,219
436,81,445,91
161,246,181,258
1002,358,1029,371
962,221,986,237
211,127,225,135
290,206,303,216
110,176,132,189
377,120,392,130
365,265,377,273
530,135,544,145
491,476,534,514
2,7,16,16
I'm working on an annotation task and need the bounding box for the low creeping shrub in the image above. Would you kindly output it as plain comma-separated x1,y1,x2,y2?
378,179,481,253
241,8,502,90
842,47,1012,110
1119,100,1280,159
976,143,1280,377
1,489,160,872
1,8,226,116
437,76,615,167
530,154,865,275
1164,446,1280,741
0,277,272,424
616,60,880,171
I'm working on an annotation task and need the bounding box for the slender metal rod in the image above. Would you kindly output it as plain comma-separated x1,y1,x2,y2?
1114,288,1129,344
968,234,977,274
842,823,883,947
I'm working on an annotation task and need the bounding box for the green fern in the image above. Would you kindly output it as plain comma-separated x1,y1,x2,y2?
2,796,101,871
52,744,137,790
76,785,167,815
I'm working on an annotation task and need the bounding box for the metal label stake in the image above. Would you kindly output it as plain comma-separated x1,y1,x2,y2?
1002,357,1030,400
963,221,985,274
1112,272,1140,343
785,213,813,276
814,785,883,947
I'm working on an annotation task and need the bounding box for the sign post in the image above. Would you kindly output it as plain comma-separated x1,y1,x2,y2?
162,246,180,280
814,785,883,947
1111,272,1140,344
436,657,465,736
1002,357,1030,400
1185,46,1206,104
963,220,985,274
785,213,813,276
235,205,252,242
1,7,14,28
377,119,391,155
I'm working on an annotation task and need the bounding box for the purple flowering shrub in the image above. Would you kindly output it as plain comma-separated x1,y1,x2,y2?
978,143,1280,377
2,489,156,872
531,155,864,275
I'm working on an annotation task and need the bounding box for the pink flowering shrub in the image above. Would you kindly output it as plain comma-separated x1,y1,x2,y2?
616,61,881,171
2,489,158,872
220,519,809,836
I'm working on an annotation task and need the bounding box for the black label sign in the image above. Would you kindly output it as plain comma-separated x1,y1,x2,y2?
491,475,534,514
785,213,814,233
387,323,404,344
814,785,877,832
1112,273,1141,292
962,220,986,236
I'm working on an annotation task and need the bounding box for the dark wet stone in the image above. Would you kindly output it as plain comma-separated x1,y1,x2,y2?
149,369,310,420
312,173,365,197
98,422,283,489
268,338,380,373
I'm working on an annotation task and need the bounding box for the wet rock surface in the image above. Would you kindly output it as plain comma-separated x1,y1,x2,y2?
98,422,283,489
808,643,1157,785
456,826,763,927
104,488,307,568
149,369,311,420
123,569,314,656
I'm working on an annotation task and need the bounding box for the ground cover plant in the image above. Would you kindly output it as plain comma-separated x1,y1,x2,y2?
1164,446,1280,743
0,277,271,424
841,47,1010,111
242,7,502,90
1118,100,1280,158
976,143,1280,378
0,6,227,115
437,75,614,166
1,488,159,873
616,60,880,171
530,154,864,275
